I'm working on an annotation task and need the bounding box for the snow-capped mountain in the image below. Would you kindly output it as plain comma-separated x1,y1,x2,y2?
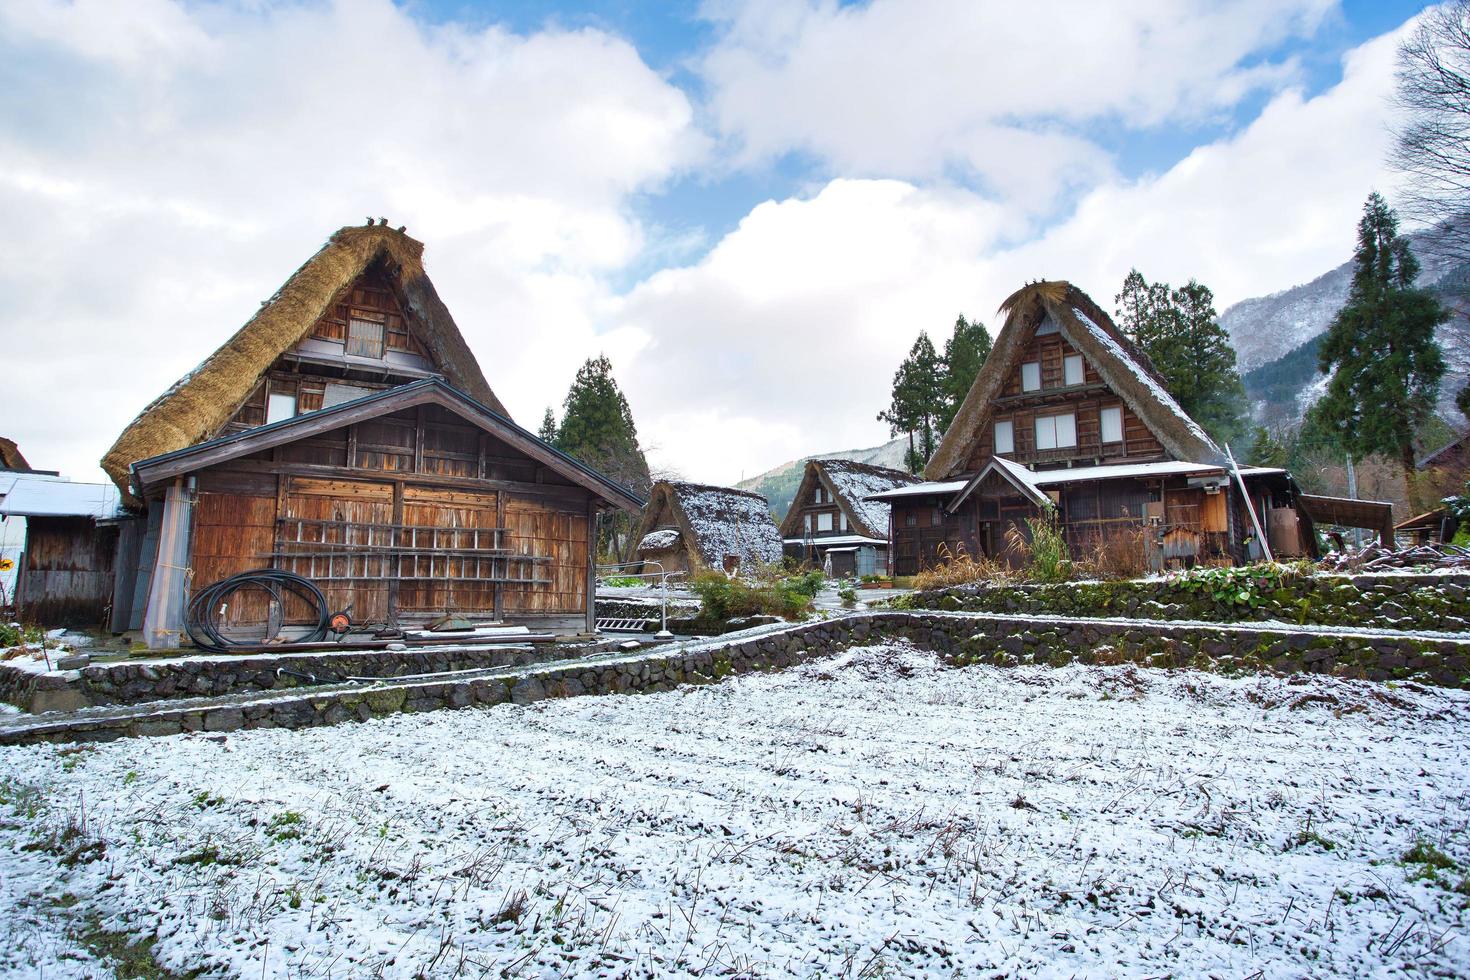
1227,233,1470,426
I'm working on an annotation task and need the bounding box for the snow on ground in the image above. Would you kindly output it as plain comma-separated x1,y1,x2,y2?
1,644,1468,978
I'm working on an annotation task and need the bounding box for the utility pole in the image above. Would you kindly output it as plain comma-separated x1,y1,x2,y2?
1345,454,1362,550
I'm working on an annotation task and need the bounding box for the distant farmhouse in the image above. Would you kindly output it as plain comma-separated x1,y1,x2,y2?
778,459,920,576
1396,431,1470,544
92,222,641,646
868,281,1391,575
633,481,783,576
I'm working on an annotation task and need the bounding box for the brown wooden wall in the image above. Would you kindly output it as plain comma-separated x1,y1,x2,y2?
889,476,1238,576
961,330,1165,472
182,403,594,632
220,264,437,436
17,518,118,627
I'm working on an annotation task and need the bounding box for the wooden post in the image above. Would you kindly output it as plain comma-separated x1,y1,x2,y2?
1226,444,1273,564
586,498,598,634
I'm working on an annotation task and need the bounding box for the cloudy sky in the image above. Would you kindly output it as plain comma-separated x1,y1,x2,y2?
0,0,1434,486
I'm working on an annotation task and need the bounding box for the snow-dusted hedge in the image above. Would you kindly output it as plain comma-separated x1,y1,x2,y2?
905,571,1470,632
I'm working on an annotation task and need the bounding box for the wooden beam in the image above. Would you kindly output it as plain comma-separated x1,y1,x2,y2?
197,459,594,507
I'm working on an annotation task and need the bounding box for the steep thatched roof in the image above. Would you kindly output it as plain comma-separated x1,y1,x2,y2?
925,280,1223,480
778,458,922,539
0,437,31,473
634,480,784,570
101,223,503,503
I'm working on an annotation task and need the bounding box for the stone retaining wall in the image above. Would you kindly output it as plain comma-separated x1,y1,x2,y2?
905,572,1470,632
0,641,612,713
4,612,1468,745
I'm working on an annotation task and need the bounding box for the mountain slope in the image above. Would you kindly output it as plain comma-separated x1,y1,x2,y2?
1228,235,1470,427
737,436,910,517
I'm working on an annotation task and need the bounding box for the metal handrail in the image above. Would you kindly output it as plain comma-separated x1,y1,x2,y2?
596,560,685,639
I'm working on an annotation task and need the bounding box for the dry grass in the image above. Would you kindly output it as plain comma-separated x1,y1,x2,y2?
1074,526,1150,580
912,544,1014,590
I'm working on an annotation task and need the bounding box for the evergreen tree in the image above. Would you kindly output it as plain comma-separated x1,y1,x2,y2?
878,332,944,474
1458,381,1470,423
1114,269,1249,446
555,355,652,559
1314,192,1448,504
1247,425,1289,468
938,314,992,432
537,407,558,444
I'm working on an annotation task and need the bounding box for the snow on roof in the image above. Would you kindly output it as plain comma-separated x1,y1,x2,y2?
865,480,968,501
1069,307,1220,454
0,474,122,520
636,528,680,552
669,482,784,568
1026,460,1226,485
817,459,923,537
782,534,887,547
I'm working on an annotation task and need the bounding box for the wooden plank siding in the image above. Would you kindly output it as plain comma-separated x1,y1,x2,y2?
16,518,118,628
181,402,594,631
962,331,1164,471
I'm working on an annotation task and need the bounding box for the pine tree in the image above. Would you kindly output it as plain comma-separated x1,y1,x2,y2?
939,315,992,432
555,355,652,559
1314,192,1448,505
1247,425,1289,468
1114,269,1249,446
878,332,944,473
537,407,558,444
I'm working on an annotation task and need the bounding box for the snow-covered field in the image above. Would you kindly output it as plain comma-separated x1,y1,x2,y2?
1,643,1468,978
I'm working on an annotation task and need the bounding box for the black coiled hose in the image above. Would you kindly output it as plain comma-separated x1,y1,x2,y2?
185,569,330,653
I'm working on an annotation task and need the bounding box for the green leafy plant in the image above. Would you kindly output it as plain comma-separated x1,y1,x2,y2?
837,585,858,608
689,571,815,621
600,575,644,588
1173,562,1307,609
0,623,22,648
1005,513,1071,583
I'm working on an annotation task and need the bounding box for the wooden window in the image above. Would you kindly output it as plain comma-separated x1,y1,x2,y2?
1100,406,1123,443
993,419,1014,454
1035,413,1077,450
905,512,918,527
805,513,814,534
931,508,942,527
1021,361,1041,392
322,382,376,408
1035,319,1059,336
1064,354,1085,386
840,512,848,532
266,392,297,425
817,512,834,532
346,311,386,358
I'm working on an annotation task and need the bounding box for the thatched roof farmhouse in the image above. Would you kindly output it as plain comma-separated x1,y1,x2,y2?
634,481,783,575
867,280,1373,574
778,458,920,576
92,221,640,647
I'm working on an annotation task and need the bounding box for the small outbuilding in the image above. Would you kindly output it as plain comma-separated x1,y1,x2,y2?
0,472,124,628
779,459,921,576
633,481,784,576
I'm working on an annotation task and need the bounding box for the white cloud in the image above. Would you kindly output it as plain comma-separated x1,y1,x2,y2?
615,19,1409,485
0,0,702,483
699,0,1338,211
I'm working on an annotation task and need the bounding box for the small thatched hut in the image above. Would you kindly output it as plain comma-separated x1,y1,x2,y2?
633,481,783,576
101,222,641,646
778,459,920,576
867,280,1356,573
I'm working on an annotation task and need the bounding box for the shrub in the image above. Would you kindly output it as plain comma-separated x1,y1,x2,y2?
1173,561,1308,609
837,585,858,608
1005,515,1071,583
600,575,644,588
689,571,814,621
0,623,21,649
913,544,1013,590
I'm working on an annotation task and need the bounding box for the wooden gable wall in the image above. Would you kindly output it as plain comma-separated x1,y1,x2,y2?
186,403,594,633
219,264,440,437
962,326,1165,472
